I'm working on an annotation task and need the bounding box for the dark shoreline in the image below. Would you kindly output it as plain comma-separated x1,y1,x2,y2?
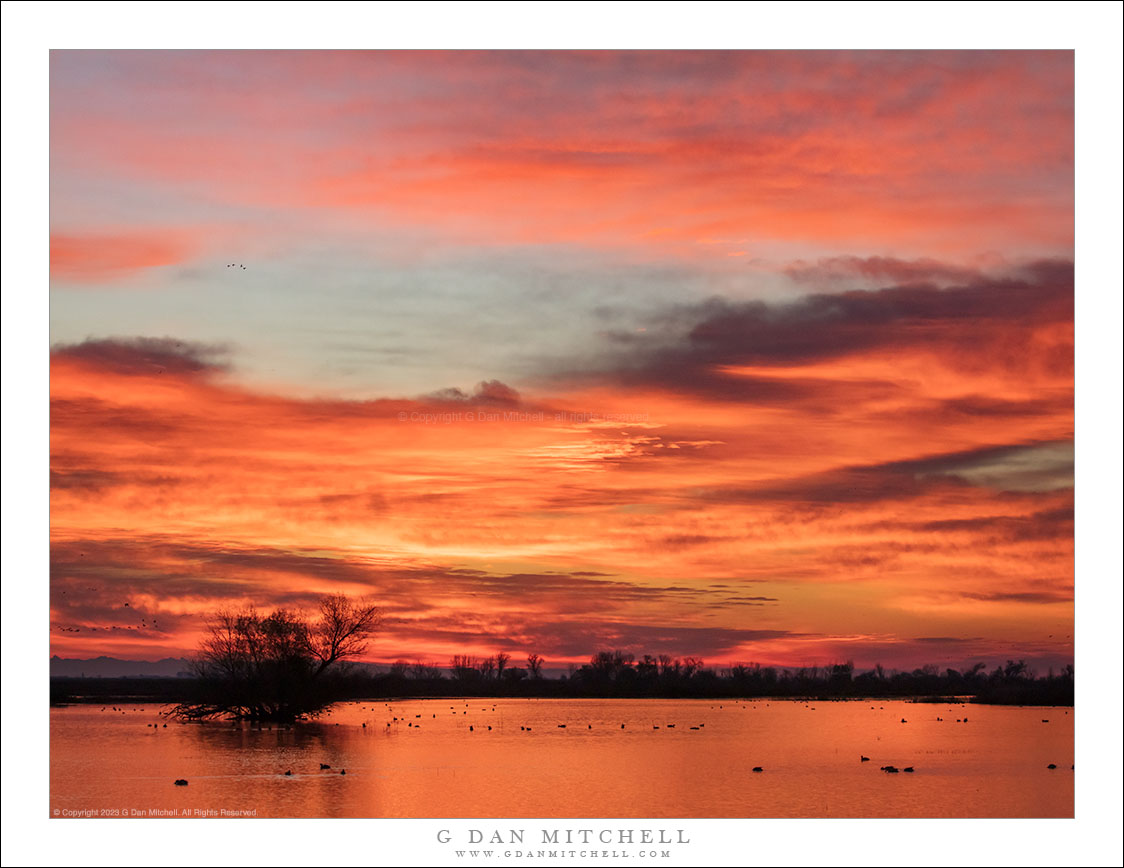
49,675,1075,708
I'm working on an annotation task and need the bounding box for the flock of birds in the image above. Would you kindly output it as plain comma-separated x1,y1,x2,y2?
85,702,1072,787
53,599,160,633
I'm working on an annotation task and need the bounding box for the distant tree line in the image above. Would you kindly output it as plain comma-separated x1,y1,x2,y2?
51,646,1074,709
334,651,1074,705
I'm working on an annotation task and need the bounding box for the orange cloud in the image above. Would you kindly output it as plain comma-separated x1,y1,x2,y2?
50,231,197,282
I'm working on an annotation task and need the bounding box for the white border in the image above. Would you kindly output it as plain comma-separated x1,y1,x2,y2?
4,3,1121,866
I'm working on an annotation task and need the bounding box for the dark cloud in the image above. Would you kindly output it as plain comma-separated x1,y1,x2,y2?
684,259,1070,365
784,255,983,287
425,379,520,406
50,397,187,439
51,534,794,659
51,336,230,377
659,533,732,548
50,537,775,631
699,464,943,507
560,259,1072,402
698,441,1074,507
926,396,1068,420
896,440,1073,493
877,441,1068,478
50,469,185,501
50,469,128,493
959,590,1072,604
444,620,800,658
708,595,779,608
916,504,1073,542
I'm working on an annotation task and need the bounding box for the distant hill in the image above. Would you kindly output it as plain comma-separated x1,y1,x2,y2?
49,656,193,678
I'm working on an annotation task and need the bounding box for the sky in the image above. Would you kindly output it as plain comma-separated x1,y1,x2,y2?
48,49,1076,672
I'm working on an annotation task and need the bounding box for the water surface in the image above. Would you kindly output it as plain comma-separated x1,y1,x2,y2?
50,698,1073,818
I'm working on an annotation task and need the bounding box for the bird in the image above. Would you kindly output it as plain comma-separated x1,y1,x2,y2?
860,756,870,762
751,767,763,773
340,769,347,775
903,767,915,773
174,779,188,786
320,763,331,770
284,770,292,776
1047,764,1057,770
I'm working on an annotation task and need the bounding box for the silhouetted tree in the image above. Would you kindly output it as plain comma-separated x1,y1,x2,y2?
681,656,704,679
389,659,410,678
963,662,987,680
526,653,544,678
1003,659,1029,680
590,649,634,678
168,594,381,722
411,660,443,680
451,654,478,681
